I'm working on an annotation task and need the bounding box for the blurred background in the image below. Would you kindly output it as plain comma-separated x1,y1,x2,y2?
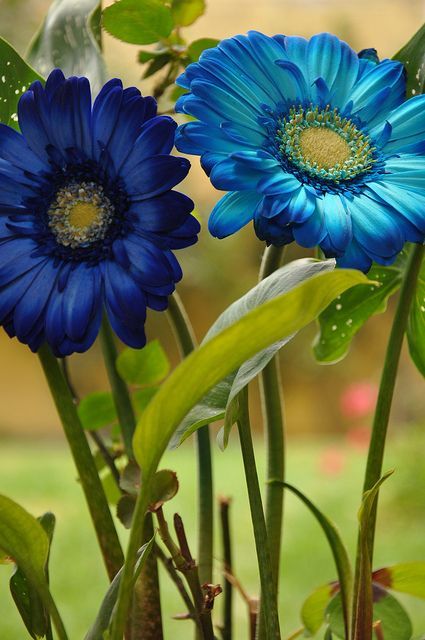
0,0,425,638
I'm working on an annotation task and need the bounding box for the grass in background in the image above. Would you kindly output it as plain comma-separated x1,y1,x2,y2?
0,428,424,639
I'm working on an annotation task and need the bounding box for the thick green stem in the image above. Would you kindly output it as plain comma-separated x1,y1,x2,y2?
237,387,280,640
167,293,214,585
219,497,233,640
362,243,424,557
352,243,424,636
257,245,286,639
38,345,124,580
99,316,137,458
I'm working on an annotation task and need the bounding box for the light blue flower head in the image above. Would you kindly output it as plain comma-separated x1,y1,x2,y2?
175,32,425,272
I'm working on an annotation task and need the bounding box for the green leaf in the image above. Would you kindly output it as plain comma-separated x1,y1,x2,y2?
84,537,154,640
328,587,413,640
148,469,179,511
27,0,107,95
393,23,425,97
117,340,170,386
9,510,57,639
102,0,173,45
0,38,44,131
116,494,137,529
187,38,220,61
301,583,338,635
120,461,141,496
138,48,168,63
133,267,368,483
101,470,122,506
407,254,425,377
171,259,336,450
354,471,394,640
313,265,401,363
78,391,117,431
373,561,425,599
282,483,352,638
133,386,160,414
171,0,205,26
143,53,172,78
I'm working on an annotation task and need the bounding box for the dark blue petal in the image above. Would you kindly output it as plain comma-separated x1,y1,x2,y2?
124,155,190,199
130,191,194,233
120,116,177,174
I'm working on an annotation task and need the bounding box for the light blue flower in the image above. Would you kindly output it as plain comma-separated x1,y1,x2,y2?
175,32,425,271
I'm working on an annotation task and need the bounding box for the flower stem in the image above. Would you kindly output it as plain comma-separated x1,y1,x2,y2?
167,292,214,585
99,315,136,458
258,245,286,587
361,243,424,558
219,497,233,640
38,344,124,580
237,387,281,640
352,243,424,636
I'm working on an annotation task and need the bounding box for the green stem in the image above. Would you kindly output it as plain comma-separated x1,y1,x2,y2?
237,387,280,640
167,292,214,585
219,497,233,640
99,315,136,458
38,344,124,581
362,243,424,558
352,243,424,635
37,582,69,640
257,245,286,639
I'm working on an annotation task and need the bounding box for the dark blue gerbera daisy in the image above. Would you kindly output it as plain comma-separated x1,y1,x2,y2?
175,32,425,271
0,70,199,357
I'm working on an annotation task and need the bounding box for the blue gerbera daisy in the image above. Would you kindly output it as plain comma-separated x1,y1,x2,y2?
175,32,425,271
0,70,199,357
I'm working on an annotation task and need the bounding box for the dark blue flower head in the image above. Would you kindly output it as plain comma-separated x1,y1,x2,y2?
0,70,199,356
175,32,425,271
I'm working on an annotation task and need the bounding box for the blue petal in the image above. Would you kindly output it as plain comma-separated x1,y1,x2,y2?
13,260,58,340
210,153,277,191
105,261,147,327
306,33,359,105
286,186,317,223
293,202,326,248
374,94,425,153
208,190,261,238
124,155,190,199
0,124,47,173
129,191,194,233
257,171,301,196
120,116,177,174
320,193,352,255
336,239,372,272
17,91,52,163
348,193,404,258
382,155,425,190
349,59,405,128
91,84,123,160
62,264,100,342
365,182,425,236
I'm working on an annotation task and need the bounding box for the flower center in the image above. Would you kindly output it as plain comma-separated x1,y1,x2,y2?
48,182,114,248
276,105,376,183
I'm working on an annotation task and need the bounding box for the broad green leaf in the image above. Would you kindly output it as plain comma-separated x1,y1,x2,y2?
0,495,49,584
373,561,425,599
313,265,400,363
301,583,338,635
9,511,56,639
187,38,220,61
133,267,368,481
102,0,174,45
84,538,154,640
116,494,136,529
117,340,170,386
78,391,117,430
27,0,107,95
171,0,205,27
393,23,425,97
171,259,336,450
0,38,43,131
133,386,160,414
148,469,179,511
354,471,394,640
120,461,141,496
328,586,412,640
407,253,425,377
283,483,352,638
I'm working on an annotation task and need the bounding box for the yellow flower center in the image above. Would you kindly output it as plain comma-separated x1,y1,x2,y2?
299,127,351,171
68,202,101,229
48,182,114,248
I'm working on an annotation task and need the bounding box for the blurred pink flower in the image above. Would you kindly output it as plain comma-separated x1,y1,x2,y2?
340,382,378,419
319,448,346,476
346,425,371,450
